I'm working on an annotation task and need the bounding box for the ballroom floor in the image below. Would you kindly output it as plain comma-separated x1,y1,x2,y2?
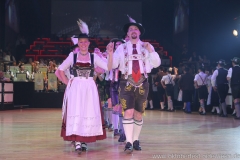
0,108,240,160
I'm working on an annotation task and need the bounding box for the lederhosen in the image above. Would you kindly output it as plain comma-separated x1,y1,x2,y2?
165,75,174,97
216,68,229,103
197,74,208,100
118,43,149,113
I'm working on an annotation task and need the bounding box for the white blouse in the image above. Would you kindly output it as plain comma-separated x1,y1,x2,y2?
58,52,108,72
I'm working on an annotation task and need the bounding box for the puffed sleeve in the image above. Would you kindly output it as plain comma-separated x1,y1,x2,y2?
211,70,218,86
58,52,73,71
194,74,198,82
147,44,161,68
94,53,108,71
111,45,121,69
227,68,232,78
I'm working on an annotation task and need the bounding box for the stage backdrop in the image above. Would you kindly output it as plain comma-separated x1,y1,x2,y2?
51,0,142,38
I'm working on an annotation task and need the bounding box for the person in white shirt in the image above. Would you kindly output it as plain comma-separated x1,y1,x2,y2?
194,68,208,115
107,22,160,153
161,67,176,111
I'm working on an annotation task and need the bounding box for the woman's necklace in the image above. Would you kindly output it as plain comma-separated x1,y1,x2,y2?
79,52,88,56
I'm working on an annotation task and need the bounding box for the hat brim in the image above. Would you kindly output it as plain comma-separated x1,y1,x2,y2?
73,33,89,39
110,38,125,43
123,23,145,35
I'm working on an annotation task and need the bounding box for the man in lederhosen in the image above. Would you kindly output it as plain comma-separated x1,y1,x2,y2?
227,57,240,120
107,22,160,153
161,67,176,112
211,60,229,117
194,68,208,115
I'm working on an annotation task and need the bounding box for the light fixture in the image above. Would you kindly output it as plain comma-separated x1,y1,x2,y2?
233,29,238,36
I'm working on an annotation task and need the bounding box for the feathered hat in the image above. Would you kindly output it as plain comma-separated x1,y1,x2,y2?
123,15,145,35
74,19,89,39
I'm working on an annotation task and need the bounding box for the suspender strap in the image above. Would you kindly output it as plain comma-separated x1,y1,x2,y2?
90,54,94,77
198,74,206,85
168,75,172,84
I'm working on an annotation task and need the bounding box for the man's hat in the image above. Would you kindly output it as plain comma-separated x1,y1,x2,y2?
231,57,240,64
123,15,145,35
110,38,125,43
216,59,226,65
123,23,145,35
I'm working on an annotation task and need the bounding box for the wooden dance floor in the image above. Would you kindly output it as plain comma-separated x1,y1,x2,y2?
0,108,240,160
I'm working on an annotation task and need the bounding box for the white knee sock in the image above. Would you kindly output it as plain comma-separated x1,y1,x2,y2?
160,102,165,109
149,100,153,109
216,107,220,114
212,106,216,112
200,102,205,113
168,100,173,110
119,115,124,132
112,113,119,130
123,118,134,144
133,119,143,142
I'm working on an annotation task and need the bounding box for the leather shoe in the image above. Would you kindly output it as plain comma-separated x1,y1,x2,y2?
133,140,142,151
200,112,206,115
124,142,133,153
118,133,126,142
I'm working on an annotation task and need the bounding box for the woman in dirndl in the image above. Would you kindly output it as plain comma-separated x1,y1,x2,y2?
55,19,113,154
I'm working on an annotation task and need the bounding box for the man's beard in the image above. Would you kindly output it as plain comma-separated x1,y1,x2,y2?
131,34,138,39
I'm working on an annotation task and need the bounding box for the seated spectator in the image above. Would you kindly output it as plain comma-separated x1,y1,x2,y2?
0,71,10,82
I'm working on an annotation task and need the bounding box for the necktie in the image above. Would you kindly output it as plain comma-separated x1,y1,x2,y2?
132,44,141,83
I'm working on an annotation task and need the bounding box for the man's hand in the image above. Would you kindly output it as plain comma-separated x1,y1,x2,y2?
106,42,114,55
143,42,153,53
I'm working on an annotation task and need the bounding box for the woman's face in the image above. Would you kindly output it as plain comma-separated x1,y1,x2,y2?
78,38,90,52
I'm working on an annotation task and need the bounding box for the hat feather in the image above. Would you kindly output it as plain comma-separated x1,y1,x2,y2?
77,19,89,34
127,14,136,23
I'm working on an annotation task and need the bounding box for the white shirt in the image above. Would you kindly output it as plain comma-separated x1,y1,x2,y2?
211,68,228,86
227,65,240,78
58,52,108,72
194,72,208,85
161,74,176,85
111,40,161,74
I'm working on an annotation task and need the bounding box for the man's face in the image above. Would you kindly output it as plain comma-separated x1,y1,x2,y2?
115,41,122,50
21,66,25,71
78,38,90,52
127,25,141,40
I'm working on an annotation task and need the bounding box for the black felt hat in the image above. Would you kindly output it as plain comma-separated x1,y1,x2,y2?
123,22,145,35
110,38,125,43
73,33,89,39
